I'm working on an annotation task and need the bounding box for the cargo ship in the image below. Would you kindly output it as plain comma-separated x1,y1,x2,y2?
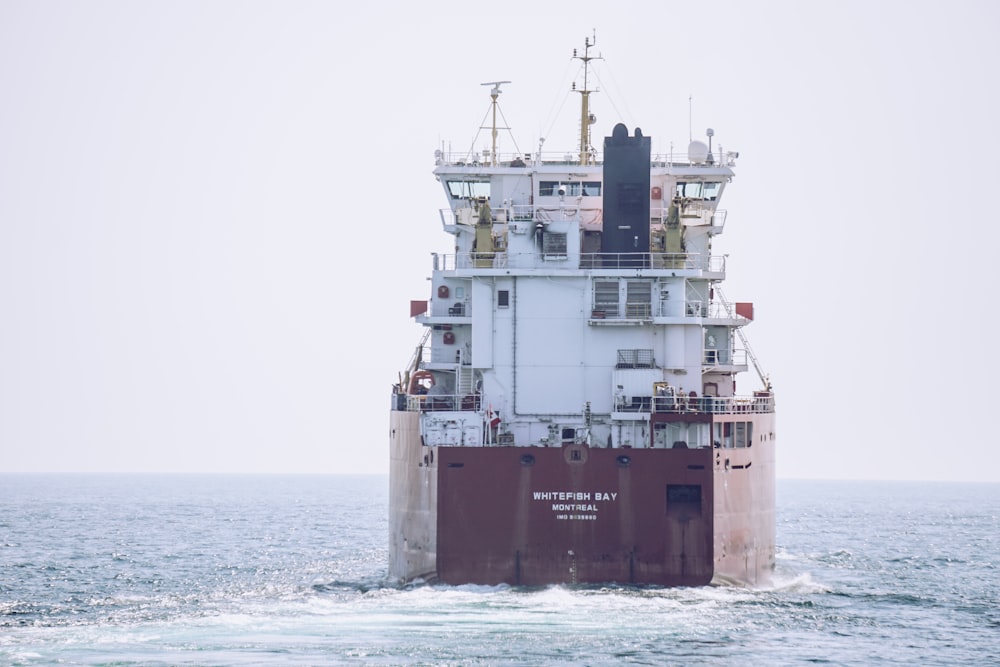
389,37,775,587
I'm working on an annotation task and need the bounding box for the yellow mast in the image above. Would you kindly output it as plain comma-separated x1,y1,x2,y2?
481,81,510,166
572,34,601,166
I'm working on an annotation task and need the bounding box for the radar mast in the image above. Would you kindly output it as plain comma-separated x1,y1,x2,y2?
481,81,511,166
572,33,601,166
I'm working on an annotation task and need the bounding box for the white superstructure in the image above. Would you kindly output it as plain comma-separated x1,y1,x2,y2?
390,36,775,587
405,121,767,452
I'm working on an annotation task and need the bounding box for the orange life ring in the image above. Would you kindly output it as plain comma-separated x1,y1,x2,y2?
437,285,449,298
408,370,435,395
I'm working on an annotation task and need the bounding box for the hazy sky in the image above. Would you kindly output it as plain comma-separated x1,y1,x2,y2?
2,1,998,481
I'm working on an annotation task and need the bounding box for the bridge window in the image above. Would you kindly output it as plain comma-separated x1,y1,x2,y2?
539,181,602,197
675,181,721,201
446,180,491,200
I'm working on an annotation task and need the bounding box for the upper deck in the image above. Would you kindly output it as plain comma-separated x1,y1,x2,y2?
433,145,739,172
427,142,735,283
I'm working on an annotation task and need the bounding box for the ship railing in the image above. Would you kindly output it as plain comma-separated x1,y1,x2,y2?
704,301,750,321
439,205,602,228
440,206,726,242
435,150,599,167
435,251,723,272
430,300,471,317
702,348,748,366
391,390,774,415
651,392,774,415
650,206,727,230
434,147,738,168
391,392,482,413
590,298,737,321
583,253,719,271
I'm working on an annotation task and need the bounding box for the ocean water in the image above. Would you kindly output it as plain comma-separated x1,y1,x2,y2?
1,475,997,666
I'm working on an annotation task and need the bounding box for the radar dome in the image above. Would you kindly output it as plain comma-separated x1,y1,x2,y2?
688,140,709,164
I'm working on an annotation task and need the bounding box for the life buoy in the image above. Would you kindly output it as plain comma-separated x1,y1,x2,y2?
437,285,449,298
651,186,662,200
443,331,455,345
408,370,435,395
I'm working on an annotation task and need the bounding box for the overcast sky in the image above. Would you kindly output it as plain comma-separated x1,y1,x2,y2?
1,0,998,481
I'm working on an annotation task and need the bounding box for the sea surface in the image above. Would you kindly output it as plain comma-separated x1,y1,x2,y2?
1,475,997,666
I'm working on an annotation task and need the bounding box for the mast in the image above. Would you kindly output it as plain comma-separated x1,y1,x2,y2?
481,81,510,166
572,34,601,166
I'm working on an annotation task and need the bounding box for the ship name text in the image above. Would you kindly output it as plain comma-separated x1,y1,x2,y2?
533,491,617,520
532,491,618,501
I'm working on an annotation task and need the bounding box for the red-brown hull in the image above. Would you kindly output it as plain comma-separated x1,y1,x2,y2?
389,411,775,587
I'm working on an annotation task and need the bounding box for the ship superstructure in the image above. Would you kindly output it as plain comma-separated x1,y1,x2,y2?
389,38,775,587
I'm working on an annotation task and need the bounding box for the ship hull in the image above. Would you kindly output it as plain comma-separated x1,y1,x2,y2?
389,410,775,587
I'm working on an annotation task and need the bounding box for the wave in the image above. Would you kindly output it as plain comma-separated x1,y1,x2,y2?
762,571,831,594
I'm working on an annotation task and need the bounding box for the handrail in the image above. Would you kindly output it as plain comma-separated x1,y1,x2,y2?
588,299,743,322
440,206,726,227
716,287,769,389
652,393,775,415
434,147,737,168
433,251,725,273
390,390,774,416
703,348,748,367
428,301,471,318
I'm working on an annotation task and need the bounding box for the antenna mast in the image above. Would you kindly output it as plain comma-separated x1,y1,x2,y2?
481,81,511,166
572,33,601,166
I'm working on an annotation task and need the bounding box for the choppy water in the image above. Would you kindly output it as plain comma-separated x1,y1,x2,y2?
1,474,997,666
